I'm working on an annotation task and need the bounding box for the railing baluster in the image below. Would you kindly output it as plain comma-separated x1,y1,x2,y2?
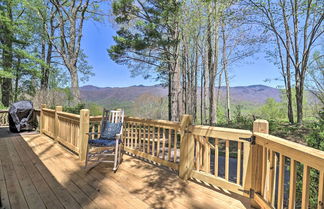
272,153,278,206
168,129,171,161
130,123,133,148
98,123,101,138
173,130,177,163
147,126,150,154
199,140,203,169
301,165,310,209
135,123,138,149
91,124,95,139
267,150,275,203
138,124,142,150
261,147,267,196
236,141,241,185
70,122,73,144
202,136,210,173
125,123,128,147
196,137,200,171
214,138,219,176
157,127,161,157
162,129,166,160
277,154,285,209
225,140,229,181
152,127,156,156
141,125,145,152
318,171,324,209
288,159,296,209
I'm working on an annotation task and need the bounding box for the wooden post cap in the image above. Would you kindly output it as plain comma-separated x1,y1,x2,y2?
253,120,269,134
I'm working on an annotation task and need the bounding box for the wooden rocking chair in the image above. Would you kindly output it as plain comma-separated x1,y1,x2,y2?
85,109,124,171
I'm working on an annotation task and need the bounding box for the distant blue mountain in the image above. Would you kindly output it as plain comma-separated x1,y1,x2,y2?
80,84,282,104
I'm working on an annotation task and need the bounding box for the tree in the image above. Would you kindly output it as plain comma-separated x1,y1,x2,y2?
247,0,324,124
36,0,100,105
0,0,43,106
0,0,14,107
109,0,182,121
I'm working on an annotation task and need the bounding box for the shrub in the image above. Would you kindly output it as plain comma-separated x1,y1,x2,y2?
63,103,86,114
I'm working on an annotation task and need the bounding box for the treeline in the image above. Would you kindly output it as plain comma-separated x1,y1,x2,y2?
0,0,102,108
109,0,323,124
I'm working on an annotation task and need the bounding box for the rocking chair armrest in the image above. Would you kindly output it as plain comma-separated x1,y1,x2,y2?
86,132,99,135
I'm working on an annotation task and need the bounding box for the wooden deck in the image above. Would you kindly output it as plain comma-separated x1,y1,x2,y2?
0,127,250,209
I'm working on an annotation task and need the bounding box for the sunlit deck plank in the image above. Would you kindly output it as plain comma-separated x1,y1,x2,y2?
0,127,250,209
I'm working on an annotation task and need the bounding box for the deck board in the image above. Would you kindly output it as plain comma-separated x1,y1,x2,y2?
0,127,250,209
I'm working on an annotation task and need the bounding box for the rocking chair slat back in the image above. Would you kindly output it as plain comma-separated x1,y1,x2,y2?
101,109,124,134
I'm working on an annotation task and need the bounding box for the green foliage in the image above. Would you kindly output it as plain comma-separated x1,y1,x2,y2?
0,101,7,109
130,94,168,119
0,70,14,78
85,102,103,116
63,103,86,114
258,98,286,120
306,110,324,151
109,0,181,81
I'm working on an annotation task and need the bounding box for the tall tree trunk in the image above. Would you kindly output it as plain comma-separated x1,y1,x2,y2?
14,57,21,102
168,71,172,121
193,40,198,122
216,69,223,122
224,67,231,123
286,56,294,123
209,5,219,125
295,71,303,124
201,62,204,124
69,64,81,105
203,54,209,124
292,0,303,124
1,2,13,107
222,18,231,123
40,37,48,90
171,45,182,122
281,0,294,124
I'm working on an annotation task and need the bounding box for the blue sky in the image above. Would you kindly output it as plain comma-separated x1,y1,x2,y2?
81,8,282,88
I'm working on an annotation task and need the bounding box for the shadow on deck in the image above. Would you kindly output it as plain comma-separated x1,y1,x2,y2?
0,127,251,209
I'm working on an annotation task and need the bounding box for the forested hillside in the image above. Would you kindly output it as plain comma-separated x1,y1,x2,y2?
80,84,282,105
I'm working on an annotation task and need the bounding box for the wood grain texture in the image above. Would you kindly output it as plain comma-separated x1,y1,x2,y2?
0,128,251,209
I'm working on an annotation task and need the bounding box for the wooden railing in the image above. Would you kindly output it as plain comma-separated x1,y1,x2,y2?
253,133,324,209
89,115,181,170
41,107,55,138
56,111,81,153
2,105,323,209
39,105,89,157
189,124,253,196
0,109,40,127
0,110,9,126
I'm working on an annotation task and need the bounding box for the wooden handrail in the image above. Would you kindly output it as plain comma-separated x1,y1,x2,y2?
42,108,55,113
190,125,252,141
57,111,80,120
255,132,324,171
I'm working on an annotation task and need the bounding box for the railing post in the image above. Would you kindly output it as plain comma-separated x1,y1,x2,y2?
179,114,194,180
40,104,46,135
79,109,90,161
54,106,63,142
251,119,269,207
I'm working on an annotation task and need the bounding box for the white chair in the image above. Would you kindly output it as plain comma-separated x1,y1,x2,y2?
85,109,124,171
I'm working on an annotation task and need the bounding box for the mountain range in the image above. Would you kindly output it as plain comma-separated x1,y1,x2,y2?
80,84,282,105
